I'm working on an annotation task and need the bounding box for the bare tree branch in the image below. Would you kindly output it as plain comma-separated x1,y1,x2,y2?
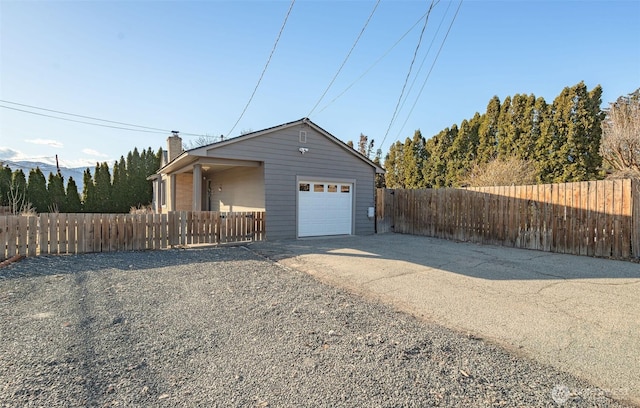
600,90,640,174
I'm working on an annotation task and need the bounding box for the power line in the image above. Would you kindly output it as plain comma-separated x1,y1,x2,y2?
226,0,296,137
317,9,434,116
396,0,463,139
0,99,168,132
307,0,381,118
395,0,450,124
0,105,168,134
0,101,210,137
380,0,437,149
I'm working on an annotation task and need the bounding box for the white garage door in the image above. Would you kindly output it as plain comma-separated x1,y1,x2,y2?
298,181,353,237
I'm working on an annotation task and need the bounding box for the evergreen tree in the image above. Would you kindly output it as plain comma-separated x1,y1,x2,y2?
530,96,549,162
47,172,66,212
26,167,49,213
403,131,428,188
127,148,146,208
499,93,538,161
537,82,603,182
94,162,112,212
496,96,513,158
112,157,128,212
562,83,603,181
82,168,97,212
445,115,481,186
382,82,605,188
515,94,538,161
422,126,456,187
535,90,565,182
65,177,82,213
383,141,405,189
0,165,12,206
477,97,501,163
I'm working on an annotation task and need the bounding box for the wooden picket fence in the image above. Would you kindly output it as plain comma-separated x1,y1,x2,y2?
377,179,640,260
0,211,265,259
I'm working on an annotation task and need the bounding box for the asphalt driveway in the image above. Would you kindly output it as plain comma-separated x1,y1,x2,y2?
249,233,640,406
4,246,631,406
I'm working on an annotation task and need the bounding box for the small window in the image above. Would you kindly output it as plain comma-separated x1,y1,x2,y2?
328,184,337,193
160,180,167,206
341,185,350,193
299,183,310,192
299,130,307,143
314,184,324,192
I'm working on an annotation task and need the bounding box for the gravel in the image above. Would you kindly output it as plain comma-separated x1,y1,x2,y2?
0,246,633,407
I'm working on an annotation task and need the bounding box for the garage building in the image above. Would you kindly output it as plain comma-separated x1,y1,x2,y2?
151,118,385,240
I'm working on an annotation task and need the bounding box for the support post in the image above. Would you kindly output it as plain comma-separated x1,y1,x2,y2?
193,164,202,211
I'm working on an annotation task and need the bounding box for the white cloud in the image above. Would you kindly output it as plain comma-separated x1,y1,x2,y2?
0,147,21,160
59,158,100,169
25,138,64,148
82,148,109,157
0,148,58,165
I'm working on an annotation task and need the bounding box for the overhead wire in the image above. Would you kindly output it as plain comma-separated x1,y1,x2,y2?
0,105,168,134
316,9,433,116
379,0,437,149
307,0,381,118
395,0,463,138
226,0,296,137
0,99,168,132
395,0,449,122
0,101,211,137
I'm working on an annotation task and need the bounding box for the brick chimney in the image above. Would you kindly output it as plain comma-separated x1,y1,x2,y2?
166,131,183,163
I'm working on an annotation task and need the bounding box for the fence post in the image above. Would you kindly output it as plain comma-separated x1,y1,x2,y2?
633,179,640,258
27,216,37,256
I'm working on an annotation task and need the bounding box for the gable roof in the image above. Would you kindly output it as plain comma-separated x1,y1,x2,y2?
158,118,385,174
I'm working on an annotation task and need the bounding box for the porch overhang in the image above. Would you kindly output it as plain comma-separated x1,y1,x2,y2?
160,155,262,176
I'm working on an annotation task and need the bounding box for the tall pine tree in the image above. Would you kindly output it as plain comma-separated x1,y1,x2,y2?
422,126,457,187
383,141,405,189
537,82,603,182
562,83,603,181
82,168,98,212
112,157,128,212
496,96,513,159
94,162,112,212
446,114,481,186
0,165,12,207
47,172,66,212
26,168,49,213
65,176,82,213
477,96,500,164
403,131,428,189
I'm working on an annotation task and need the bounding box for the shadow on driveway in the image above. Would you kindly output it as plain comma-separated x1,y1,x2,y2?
249,233,640,405
250,233,640,281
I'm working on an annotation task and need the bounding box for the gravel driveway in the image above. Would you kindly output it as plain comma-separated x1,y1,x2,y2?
0,247,632,407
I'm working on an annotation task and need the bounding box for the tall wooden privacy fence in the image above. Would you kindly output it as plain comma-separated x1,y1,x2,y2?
377,179,640,260
1,211,265,259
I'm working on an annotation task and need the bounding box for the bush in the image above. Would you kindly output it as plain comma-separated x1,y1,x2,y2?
464,157,537,187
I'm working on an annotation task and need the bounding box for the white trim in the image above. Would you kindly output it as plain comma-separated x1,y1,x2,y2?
296,176,355,238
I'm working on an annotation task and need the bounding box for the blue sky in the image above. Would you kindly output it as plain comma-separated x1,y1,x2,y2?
1,0,639,169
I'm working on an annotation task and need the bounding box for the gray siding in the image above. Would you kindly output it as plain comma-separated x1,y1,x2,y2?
206,124,376,239
209,166,265,212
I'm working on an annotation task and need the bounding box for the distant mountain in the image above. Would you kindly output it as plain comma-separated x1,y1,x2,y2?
2,160,90,191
